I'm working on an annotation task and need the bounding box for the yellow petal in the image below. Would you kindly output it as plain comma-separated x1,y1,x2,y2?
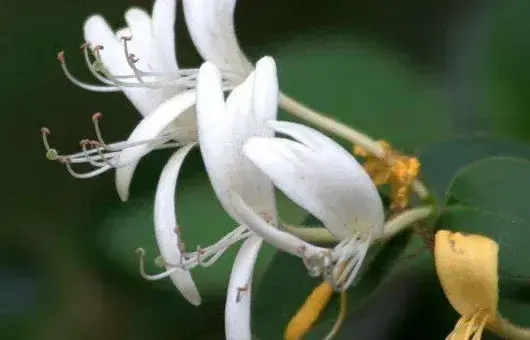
434,230,499,318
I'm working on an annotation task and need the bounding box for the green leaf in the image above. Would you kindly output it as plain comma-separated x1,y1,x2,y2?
468,0,530,140
418,136,530,203
264,30,453,152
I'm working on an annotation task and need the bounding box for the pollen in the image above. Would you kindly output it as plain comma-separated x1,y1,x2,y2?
284,281,334,340
353,140,420,210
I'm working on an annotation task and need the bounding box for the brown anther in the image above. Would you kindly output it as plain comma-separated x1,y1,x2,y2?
120,36,132,41
260,212,273,223
92,112,103,122
93,45,104,51
198,248,206,255
79,139,90,146
174,226,181,234
40,127,50,135
58,156,71,164
297,244,307,255
88,140,101,147
57,51,65,63
129,54,139,63
80,42,91,49
236,284,249,303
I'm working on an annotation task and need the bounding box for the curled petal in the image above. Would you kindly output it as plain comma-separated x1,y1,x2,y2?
183,0,252,75
244,125,384,240
115,90,197,201
197,60,277,222
225,236,262,340
155,143,201,305
152,0,178,69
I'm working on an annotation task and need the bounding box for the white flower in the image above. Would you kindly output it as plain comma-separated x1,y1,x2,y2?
47,0,255,200
231,121,385,290
128,56,277,316
196,57,276,340
82,0,181,116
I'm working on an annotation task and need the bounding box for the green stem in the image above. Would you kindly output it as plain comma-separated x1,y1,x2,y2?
284,205,435,244
278,93,429,200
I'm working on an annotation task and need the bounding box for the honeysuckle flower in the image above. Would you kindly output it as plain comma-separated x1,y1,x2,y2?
46,0,265,202
133,56,278,322
232,121,385,290
82,0,182,116
45,0,244,200
196,57,277,340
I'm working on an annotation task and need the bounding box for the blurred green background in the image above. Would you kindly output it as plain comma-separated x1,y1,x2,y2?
3,0,530,338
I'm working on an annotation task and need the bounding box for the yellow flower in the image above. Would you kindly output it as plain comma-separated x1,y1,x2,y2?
434,230,530,340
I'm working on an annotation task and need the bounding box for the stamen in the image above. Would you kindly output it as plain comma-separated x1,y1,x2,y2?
323,290,347,340
79,139,108,167
40,127,59,160
235,284,249,303
120,36,144,83
135,248,180,281
57,50,120,92
161,225,253,271
80,43,116,86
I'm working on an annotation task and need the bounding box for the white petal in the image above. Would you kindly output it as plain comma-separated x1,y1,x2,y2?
124,8,154,71
197,62,277,222
85,11,179,117
244,133,385,239
155,144,201,306
84,15,126,73
230,194,324,257
152,0,178,70
225,236,262,340
252,57,278,128
182,0,252,75
115,90,197,201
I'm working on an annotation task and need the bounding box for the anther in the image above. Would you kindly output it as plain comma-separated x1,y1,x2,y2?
120,36,132,41
129,54,139,63
57,51,65,63
79,42,91,50
92,112,103,122
58,156,71,164
236,284,248,303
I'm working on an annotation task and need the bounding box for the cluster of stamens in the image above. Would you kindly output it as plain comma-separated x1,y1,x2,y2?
136,225,253,281
298,232,370,291
40,113,185,179
58,37,242,93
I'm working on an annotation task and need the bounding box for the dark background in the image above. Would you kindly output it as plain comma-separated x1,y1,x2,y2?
2,0,528,338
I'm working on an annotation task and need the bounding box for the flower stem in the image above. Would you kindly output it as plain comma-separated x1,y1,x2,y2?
278,93,429,200
283,205,434,244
